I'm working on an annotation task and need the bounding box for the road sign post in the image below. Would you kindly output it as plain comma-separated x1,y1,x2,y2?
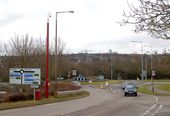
9,68,41,94
31,81,39,100
151,70,155,93
9,68,41,85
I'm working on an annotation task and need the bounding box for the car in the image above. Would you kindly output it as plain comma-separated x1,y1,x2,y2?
124,83,138,96
121,82,128,90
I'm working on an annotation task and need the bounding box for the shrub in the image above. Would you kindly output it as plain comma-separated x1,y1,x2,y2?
6,93,33,102
55,82,81,91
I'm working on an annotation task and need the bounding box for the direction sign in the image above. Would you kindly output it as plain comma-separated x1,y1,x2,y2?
9,68,41,85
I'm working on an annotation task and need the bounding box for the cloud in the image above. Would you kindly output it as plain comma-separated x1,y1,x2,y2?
1,0,170,54
0,13,22,27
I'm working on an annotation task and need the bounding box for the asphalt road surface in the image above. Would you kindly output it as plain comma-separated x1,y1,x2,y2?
0,84,170,116
64,84,170,116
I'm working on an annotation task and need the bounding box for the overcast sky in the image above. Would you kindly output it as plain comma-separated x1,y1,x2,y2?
0,0,170,54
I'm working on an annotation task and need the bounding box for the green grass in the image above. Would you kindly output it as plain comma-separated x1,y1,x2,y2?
81,80,122,85
138,85,159,95
138,85,170,96
0,91,89,111
156,84,170,92
144,79,170,82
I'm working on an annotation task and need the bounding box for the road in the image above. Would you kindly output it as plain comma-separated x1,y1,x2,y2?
64,84,169,116
0,84,170,116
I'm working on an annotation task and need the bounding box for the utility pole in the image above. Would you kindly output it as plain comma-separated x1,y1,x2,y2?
55,11,74,90
109,49,113,80
131,41,144,81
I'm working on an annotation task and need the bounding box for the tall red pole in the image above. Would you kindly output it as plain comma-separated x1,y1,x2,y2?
45,14,50,98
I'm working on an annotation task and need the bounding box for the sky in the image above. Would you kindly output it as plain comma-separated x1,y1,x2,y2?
0,0,170,54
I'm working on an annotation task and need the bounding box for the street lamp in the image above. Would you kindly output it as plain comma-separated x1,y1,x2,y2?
109,49,113,80
131,41,144,81
145,45,154,92
55,11,74,87
144,51,150,80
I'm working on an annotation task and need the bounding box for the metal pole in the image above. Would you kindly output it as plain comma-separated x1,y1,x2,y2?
45,13,50,98
145,54,147,80
150,45,154,93
34,88,36,100
55,13,58,88
151,46,153,71
54,11,74,90
141,42,144,81
131,41,144,81
109,50,113,80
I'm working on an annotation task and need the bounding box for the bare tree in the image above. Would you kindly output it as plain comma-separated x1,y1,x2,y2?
57,37,66,55
57,37,66,76
120,0,170,39
0,42,2,56
4,34,35,67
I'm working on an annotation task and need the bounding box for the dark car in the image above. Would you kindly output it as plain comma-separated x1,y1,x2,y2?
124,83,138,96
121,82,128,90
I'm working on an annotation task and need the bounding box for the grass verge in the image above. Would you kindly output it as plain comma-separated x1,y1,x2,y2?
81,80,122,85
138,85,170,96
0,91,89,111
144,79,170,82
156,84,170,92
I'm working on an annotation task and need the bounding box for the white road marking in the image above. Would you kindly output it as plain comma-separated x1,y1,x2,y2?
140,95,159,116
152,105,163,116
152,95,158,103
140,104,157,116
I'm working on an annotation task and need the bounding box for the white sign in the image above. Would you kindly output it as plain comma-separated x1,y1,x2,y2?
9,68,41,85
152,70,156,77
72,70,77,76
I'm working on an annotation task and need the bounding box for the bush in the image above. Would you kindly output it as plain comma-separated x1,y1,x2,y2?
56,82,81,91
0,94,7,103
6,93,33,102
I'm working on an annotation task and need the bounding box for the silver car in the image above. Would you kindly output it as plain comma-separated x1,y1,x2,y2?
124,83,138,96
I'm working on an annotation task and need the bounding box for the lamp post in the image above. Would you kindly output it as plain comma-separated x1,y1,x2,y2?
45,13,51,98
145,45,154,92
55,11,74,88
144,51,150,80
109,49,113,80
150,46,154,92
131,41,144,81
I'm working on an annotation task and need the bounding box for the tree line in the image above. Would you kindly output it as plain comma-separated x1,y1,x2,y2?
0,35,170,82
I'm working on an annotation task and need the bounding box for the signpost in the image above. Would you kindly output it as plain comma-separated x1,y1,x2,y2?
151,70,156,93
31,81,39,100
10,68,41,97
152,70,156,77
72,70,77,76
9,68,41,85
